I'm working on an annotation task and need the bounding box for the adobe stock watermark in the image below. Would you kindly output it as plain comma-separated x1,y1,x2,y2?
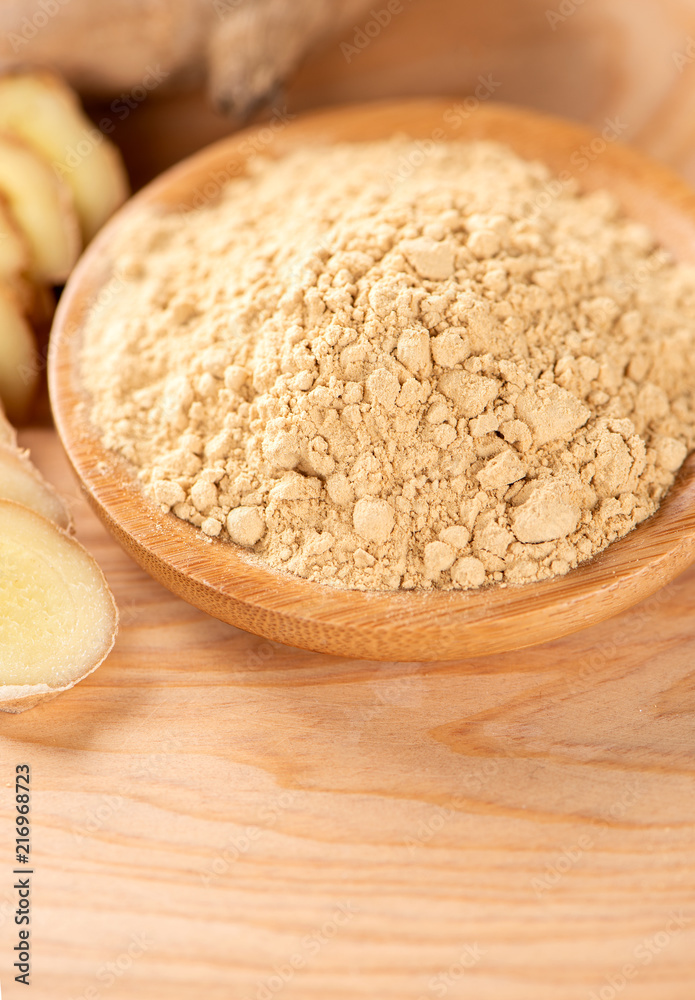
672,36,695,73
7,0,70,53
405,761,501,853
212,0,244,17
404,797,468,854
53,65,170,179
416,943,485,999
17,266,131,390
242,901,359,1000
442,78,504,130
37,268,126,378
546,0,588,31
588,911,691,1000
549,572,689,707
340,1,414,63
72,734,184,846
175,105,296,215
286,231,338,288
531,780,641,896
72,794,124,847
68,932,152,1000
199,788,307,887
349,661,422,728
119,599,146,628
385,76,502,186
578,246,670,332
525,115,628,221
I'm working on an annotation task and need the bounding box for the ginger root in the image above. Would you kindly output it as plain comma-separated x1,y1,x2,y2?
0,443,72,529
0,0,207,96
208,0,376,116
0,69,129,420
0,133,80,283
0,499,118,713
0,285,38,422
0,0,375,118
0,71,129,241
0,197,28,285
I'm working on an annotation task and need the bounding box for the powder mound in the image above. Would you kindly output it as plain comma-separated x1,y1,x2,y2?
81,140,695,591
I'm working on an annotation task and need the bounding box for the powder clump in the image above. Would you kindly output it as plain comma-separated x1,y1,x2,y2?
81,140,695,591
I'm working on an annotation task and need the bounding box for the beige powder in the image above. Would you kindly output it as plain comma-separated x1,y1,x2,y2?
81,140,695,591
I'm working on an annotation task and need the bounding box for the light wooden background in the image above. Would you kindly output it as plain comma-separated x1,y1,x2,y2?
2,0,695,996
0,441,693,997
108,0,695,190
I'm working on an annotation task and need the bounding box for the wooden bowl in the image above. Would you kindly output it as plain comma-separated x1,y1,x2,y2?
49,99,695,661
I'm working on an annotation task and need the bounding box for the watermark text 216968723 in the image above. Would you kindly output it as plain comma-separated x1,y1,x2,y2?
15,764,31,866
13,763,32,985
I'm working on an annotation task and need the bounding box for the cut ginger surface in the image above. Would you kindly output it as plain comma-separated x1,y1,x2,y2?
0,500,118,711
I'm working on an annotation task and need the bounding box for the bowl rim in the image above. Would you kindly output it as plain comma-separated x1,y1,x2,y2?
48,98,695,661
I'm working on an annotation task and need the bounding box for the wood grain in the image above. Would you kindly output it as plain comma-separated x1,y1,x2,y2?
0,429,693,999
49,100,695,661
5,4,695,995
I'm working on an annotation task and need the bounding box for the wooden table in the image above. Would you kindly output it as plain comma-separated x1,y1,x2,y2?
0,430,693,999
3,1,695,994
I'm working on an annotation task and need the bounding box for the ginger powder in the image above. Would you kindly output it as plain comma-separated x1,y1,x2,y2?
81,140,695,591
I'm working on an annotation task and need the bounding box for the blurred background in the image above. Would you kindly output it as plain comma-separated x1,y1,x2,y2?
3,0,695,188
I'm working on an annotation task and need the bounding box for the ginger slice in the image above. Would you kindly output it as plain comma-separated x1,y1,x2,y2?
0,284,38,421
0,177,55,322
0,500,118,713
0,133,81,283
0,199,52,322
0,196,28,282
0,72,129,241
0,444,72,529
